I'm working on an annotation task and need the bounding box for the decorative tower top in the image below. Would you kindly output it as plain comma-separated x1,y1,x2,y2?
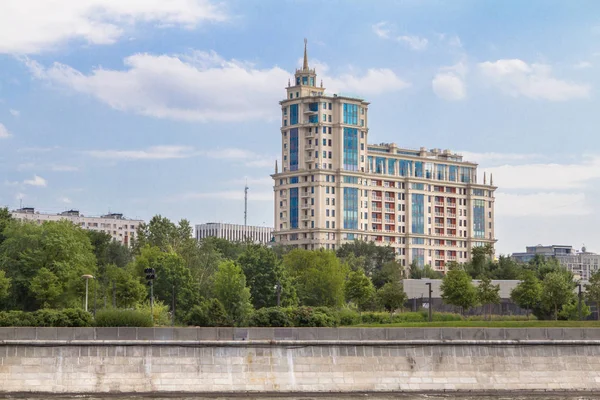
303,38,309,70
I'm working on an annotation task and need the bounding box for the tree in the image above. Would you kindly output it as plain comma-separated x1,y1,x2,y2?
559,299,591,321
132,216,194,254
440,267,478,314
467,244,494,278
586,270,600,320
336,240,395,277
238,244,289,309
377,281,407,315
476,276,500,320
372,260,406,289
345,269,375,310
510,270,542,318
408,261,443,280
541,271,575,320
0,220,97,310
213,260,253,325
0,208,13,247
29,268,62,308
489,256,522,280
0,270,10,304
283,249,347,308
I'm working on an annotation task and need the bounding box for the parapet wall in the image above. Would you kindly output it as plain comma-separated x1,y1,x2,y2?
1,328,600,394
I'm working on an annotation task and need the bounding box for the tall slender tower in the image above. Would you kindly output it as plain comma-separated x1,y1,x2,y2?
244,183,248,227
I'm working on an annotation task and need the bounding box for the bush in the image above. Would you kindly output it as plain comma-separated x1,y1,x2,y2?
467,314,535,321
0,309,93,327
360,312,393,324
248,307,292,327
185,299,229,327
94,309,153,327
286,307,339,327
338,309,361,326
135,300,170,326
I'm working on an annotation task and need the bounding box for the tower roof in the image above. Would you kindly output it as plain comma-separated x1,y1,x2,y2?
303,38,309,70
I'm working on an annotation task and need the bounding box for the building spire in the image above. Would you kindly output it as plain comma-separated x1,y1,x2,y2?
303,38,309,70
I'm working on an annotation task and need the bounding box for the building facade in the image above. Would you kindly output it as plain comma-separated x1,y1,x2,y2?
512,245,600,281
10,207,142,247
195,223,273,244
271,41,497,272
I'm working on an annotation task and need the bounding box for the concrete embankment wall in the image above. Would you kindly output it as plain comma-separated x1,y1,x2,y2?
1,327,600,394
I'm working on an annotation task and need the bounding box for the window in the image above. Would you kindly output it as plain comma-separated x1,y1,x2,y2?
326,209,330,217
343,127,358,171
343,103,359,125
289,93,293,99
323,102,327,108
283,107,287,116
289,128,299,171
328,151,332,158
295,92,299,98
328,139,332,146
328,115,332,122
323,138,326,146
284,120,287,126
290,104,299,125
328,127,332,134
323,151,326,158
328,103,332,110
322,127,327,134
323,114,327,122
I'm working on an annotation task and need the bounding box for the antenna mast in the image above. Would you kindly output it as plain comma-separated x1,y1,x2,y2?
244,182,248,227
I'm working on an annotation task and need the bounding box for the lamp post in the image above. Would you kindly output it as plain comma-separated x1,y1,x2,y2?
81,274,94,312
578,282,583,321
274,282,282,307
425,282,432,322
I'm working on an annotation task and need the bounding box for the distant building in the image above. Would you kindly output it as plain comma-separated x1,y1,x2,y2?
195,222,273,244
10,207,143,247
512,244,600,281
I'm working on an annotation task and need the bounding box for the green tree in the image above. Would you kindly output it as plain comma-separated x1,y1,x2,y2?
186,298,228,327
29,267,62,308
132,216,194,254
440,266,478,314
476,276,500,320
0,220,97,310
0,270,10,304
336,240,395,277
213,260,253,325
510,270,542,318
238,244,293,309
377,281,407,315
467,244,494,278
541,271,575,320
558,299,591,321
408,261,443,280
107,265,147,308
489,256,523,280
0,207,13,247
345,269,376,310
203,237,245,260
283,249,347,308
585,270,600,320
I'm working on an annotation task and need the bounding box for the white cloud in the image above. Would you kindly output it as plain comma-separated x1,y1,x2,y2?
495,192,590,217
0,123,11,138
28,51,408,122
478,59,590,101
397,35,428,51
23,175,47,187
59,197,72,204
87,145,196,160
372,22,391,39
574,61,592,69
9,109,20,117
432,62,467,101
459,151,543,166
0,0,227,54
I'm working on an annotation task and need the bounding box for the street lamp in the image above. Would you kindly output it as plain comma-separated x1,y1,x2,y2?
274,282,282,307
578,282,583,321
425,282,432,322
81,274,94,312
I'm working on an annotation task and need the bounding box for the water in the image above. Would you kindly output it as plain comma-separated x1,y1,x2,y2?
13,396,600,400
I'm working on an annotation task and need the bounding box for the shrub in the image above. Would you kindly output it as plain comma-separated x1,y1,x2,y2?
135,300,170,326
338,309,361,326
360,312,392,324
0,309,93,327
286,307,338,327
185,299,229,327
248,307,292,327
94,309,153,327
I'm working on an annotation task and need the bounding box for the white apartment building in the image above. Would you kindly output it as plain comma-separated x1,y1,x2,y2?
512,245,600,281
195,223,274,244
271,41,496,272
11,208,143,247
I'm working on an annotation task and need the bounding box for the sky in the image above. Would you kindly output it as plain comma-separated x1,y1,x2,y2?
1,0,600,256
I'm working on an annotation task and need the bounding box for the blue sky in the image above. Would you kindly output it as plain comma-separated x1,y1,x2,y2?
1,0,600,255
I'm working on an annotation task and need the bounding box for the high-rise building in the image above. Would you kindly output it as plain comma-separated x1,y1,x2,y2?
10,207,142,247
195,222,273,244
512,245,599,281
271,41,497,272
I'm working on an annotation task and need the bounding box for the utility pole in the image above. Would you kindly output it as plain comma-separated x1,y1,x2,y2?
244,183,249,227
578,282,583,321
144,268,156,316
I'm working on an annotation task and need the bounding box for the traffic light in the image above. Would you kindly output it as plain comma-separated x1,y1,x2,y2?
144,268,156,286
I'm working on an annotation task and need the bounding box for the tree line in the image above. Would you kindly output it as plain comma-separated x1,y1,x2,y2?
1,208,598,324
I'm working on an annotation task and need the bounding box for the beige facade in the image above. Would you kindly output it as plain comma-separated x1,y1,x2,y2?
10,207,142,247
271,42,496,272
195,222,273,244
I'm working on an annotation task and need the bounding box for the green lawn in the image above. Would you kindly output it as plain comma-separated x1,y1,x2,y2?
355,320,600,328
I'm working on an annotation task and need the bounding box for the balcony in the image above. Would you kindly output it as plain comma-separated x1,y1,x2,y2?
435,201,444,206
447,224,457,229
301,192,311,198
372,207,382,212
384,197,395,202
435,223,444,228
301,204,311,209
447,255,457,261
306,156,314,162
372,218,382,223
384,209,395,214
372,195,382,201
446,203,456,208
435,212,444,217
301,215,311,221
305,144,315,150
447,213,457,218
385,229,395,233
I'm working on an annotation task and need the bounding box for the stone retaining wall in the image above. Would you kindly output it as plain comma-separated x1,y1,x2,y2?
0,328,599,394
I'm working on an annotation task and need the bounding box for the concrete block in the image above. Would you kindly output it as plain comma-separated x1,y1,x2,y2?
95,327,118,340
297,328,318,340
526,328,547,340
441,328,462,340
361,328,385,340
72,328,95,340
197,328,218,341
0,327,14,340
505,328,528,340
173,328,198,341
154,328,174,340
338,328,360,340
423,328,442,340
247,328,273,340
546,328,564,340
217,327,234,340
274,328,296,340
14,328,36,340
35,328,58,340
483,328,505,340
405,328,425,340
386,328,406,340
233,328,248,341
117,327,137,340
582,329,600,339
136,327,154,340
317,328,339,340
